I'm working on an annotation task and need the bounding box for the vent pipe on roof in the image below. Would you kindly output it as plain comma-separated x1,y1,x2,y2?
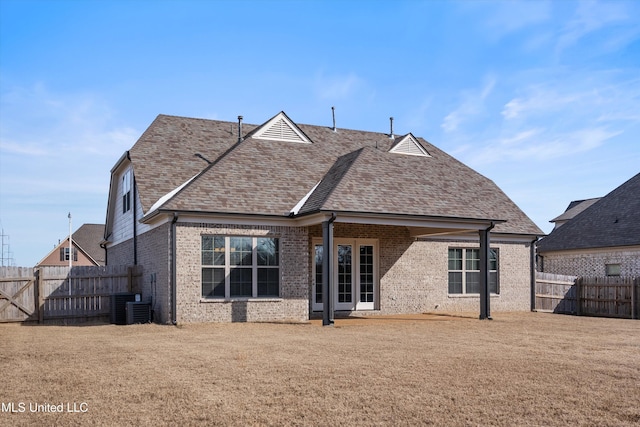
237,116,243,142
331,106,336,132
389,117,394,139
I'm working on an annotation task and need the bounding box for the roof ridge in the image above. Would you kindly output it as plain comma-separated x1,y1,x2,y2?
297,148,365,215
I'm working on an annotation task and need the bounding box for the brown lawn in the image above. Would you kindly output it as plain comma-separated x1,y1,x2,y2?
1,312,639,426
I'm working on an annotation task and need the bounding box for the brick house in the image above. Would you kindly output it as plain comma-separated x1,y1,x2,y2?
37,223,105,267
104,111,542,324
537,173,640,278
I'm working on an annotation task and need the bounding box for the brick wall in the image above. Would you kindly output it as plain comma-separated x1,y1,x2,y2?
106,238,133,267
541,247,640,277
175,223,309,323
308,224,533,315
136,223,171,323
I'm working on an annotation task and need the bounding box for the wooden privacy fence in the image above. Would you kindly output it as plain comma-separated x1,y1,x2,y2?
0,265,142,324
535,272,639,319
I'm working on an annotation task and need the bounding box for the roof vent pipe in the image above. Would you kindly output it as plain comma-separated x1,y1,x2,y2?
331,106,336,132
389,117,394,139
237,116,243,142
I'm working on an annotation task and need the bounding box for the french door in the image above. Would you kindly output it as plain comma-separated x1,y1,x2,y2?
312,239,377,311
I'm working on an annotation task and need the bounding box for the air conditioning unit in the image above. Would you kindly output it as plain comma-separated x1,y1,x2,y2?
126,301,151,325
110,293,136,325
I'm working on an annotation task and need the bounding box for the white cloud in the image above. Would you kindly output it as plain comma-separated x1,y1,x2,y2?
556,0,631,53
441,76,496,133
314,72,364,100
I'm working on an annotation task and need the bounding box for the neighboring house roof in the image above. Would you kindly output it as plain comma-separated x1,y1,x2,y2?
72,224,106,265
538,173,640,253
550,197,601,229
37,223,106,266
112,112,542,236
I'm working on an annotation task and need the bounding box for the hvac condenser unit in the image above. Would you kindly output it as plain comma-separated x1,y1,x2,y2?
110,293,136,325
125,301,151,324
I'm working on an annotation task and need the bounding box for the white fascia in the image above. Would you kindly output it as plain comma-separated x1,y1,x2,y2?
144,174,199,219
290,181,321,216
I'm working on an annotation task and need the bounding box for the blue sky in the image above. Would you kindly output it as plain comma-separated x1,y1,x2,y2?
1,0,639,266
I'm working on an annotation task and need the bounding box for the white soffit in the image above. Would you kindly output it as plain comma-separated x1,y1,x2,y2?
389,134,430,157
253,112,312,144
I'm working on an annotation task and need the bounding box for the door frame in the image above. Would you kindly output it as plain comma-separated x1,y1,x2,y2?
311,238,378,312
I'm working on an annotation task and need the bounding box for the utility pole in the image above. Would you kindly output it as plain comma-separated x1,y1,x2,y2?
68,213,73,270
0,228,14,267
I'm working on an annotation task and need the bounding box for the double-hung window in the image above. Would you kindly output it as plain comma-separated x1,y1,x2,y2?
202,236,280,298
122,170,132,214
448,248,499,295
59,247,78,262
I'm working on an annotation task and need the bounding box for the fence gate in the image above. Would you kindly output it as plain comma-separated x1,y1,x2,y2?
0,267,37,322
535,272,578,314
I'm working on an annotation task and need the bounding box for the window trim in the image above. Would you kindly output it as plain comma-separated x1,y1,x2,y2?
605,263,621,277
201,235,280,300
122,170,132,214
448,247,499,296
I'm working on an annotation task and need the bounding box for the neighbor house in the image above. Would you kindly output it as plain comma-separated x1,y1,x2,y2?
37,223,106,267
103,111,542,324
537,173,640,277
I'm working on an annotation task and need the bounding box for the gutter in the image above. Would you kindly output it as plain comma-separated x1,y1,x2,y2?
170,213,178,325
133,171,138,265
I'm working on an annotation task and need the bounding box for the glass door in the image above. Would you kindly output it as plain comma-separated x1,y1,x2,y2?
312,239,377,312
335,244,354,310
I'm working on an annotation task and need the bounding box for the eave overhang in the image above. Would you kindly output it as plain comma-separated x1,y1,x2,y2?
142,208,511,238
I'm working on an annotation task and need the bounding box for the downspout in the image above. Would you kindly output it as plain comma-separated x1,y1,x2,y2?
530,237,538,312
100,241,108,266
133,175,138,265
170,213,178,325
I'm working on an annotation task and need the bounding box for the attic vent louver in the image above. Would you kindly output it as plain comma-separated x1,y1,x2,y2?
389,134,430,157
253,112,312,144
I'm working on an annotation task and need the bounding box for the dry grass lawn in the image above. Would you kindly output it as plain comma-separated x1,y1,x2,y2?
1,312,639,426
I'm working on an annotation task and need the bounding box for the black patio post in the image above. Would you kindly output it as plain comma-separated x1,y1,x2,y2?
479,222,495,320
322,214,336,326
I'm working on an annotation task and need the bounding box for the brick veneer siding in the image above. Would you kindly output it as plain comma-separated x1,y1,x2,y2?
308,224,533,315
106,223,172,323
175,223,309,323
136,223,171,323
106,239,133,267
540,247,640,278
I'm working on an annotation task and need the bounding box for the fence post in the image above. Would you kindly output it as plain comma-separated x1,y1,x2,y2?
633,277,638,320
36,268,44,324
575,277,581,316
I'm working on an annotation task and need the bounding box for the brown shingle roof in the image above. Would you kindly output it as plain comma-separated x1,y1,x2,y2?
130,113,542,235
538,173,640,252
72,224,105,265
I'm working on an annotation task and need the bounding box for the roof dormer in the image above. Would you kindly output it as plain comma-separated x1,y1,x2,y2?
388,133,430,157
252,111,312,144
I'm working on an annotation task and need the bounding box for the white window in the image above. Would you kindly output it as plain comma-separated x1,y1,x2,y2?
448,248,499,295
201,236,279,298
122,170,132,214
605,264,621,277
59,247,78,262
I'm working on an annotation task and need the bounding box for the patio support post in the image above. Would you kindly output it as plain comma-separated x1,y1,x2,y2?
322,213,336,326
479,222,495,320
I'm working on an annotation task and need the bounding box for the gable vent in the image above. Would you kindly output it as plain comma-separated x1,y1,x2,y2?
389,134,430,157
253,112,312,144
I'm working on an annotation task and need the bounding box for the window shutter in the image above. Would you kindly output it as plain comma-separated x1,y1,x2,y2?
60,247,65,261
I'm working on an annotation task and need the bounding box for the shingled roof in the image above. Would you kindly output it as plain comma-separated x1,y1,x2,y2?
538,173,640,252
126,112,542,236
73,224,106,265
549,197,601,229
